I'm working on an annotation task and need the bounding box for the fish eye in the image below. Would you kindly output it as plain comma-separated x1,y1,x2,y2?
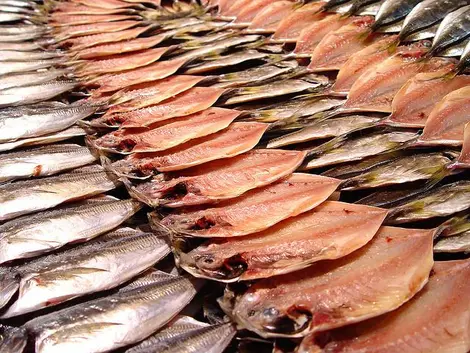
263,307,279,317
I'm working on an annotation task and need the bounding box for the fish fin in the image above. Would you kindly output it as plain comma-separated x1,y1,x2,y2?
423,166,452,190
147,212,176,240
122,178,158,207
307,133,349,157
340,172,377,190
269,110,328,131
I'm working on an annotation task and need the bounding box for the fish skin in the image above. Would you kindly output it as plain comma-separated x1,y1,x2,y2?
25,272,201,353
386,180,470,223
0,49,60,62
0,30,49,42
455,122,470,166
0,69,69,90
227,226,434,338
109,122,269,177
300,259,470,353
0,12,29,23
247,1,297,33
0,197,142,264
0,58,64,76
0,144,96,183
0,101,97,143
0,80,77,107
434,230,470,253
0,41,42,51
0,165,121,221
0,325,27,353
93,107,239,154
1,227,170,318
129,149,306,207
156,173,340,238
180,201,387,282
371,0,423,31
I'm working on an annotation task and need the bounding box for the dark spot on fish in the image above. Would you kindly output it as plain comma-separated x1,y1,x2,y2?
192,216,216,230
343,208,353,214
119,138,137,152
263,307,279,317
203,256,214,264
248,310,256,317
168,182,188,200
32,165,42,177
386,237,393,243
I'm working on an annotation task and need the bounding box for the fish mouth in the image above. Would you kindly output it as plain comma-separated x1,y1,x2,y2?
262,307,312,337
191,254,248,282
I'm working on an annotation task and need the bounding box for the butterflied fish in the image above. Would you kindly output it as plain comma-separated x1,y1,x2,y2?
0,24,44,35
0,12,30,23
125,318,236,353
302,130,418,170
179,201,386,282
154,173,340,238
0,101,97,143
50,13,141,26
0,197,141,265
92,107,239,154
54,20,141,40
0,165,120,221
247,1,297,33
340,152,456,190
0,80,77,107
435,229,470,253
453,122,470,167
268,115,380,148
25,271,201,353
0,49,60,62
0,69,69,90
128,149,306,207
71,0,140,10
1,227,170,318
386,180,470,223
0,41,44,51
0,325,27,353
108,122,268,176
385,70,470,128
233,0,285,24
52,3,136,15
0,58,64,76
225,226,433,338
0,126,87,153
371,0,423,32
0,144,96,183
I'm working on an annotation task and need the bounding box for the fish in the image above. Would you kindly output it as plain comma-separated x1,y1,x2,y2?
0,41,44,51
0,12,29,23
385,70,470,128
0,126,87,153
179,201,387,282
0,197,142,265
0,58,65,76
434,229,470,253
429,5,470,56
75,47,174,77
0,325,27,353
340,151,456,190
226,226,434,338
0,165,121,221
92,107,239,154
247,1,297,33
49,13,141,26
89,57,186,94
417,85,470,146
1,227,170,318
108,122,268,177
271,2,327,42
0,144,96,183
54,20,141,40
453,122,470,167
267,115,381,148
154,173,340,238
300,259,470,353
0,101,97,143
71,0,140,10
0,30,49,42
0,80,77,107
51,2,136,15
0,49,61,62
386,180,470,223
0,69,69,90
371,0,423,32
128,149,306,207
25,271,201,353
302,130,418,170
233,0,284,24
222,74,327,106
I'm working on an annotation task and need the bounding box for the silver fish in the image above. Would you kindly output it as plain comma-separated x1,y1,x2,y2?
372,0,423,31
26,271,202,353
0,30,47,42
1,227,170,318
430,5,470,56
0,101,97,143
0,325,27,353
0,69,69,90
0,50,60,61
0,0,34,8
0,80,77,107
0,197,141,266
0,126,87,152
0,164,121,221
434,229,470,253
0,12,29,23
0,41,43,51
0,58,64,75
0,5,35,14
0,144,97,183
126,318,236,353
0,24,44,35
456,37,470,72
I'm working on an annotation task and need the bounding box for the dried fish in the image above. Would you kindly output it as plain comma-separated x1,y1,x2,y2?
247,1,297,33
55,20,141,40
0,325,27,353
0,69,69,90
371,0,423,31
0,58,64,76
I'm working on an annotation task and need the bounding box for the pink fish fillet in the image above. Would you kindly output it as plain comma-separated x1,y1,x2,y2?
299,259,470,353
55,20,140,39
229,226,434,338
157,173,340,238
72,0,138,9
93,107,240,154
182,201,387,281
235,0,284,24
248,1,297,33
130,149,307,207
457,123,470,167
50,14,139,26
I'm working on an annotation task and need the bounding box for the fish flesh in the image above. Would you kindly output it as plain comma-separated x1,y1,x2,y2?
0,197,141,265
225,226,433,338
0,101,97,143
179,201,387,281
0,69,70,90
0,144,96,183
247,1,297,33
125,318,236,353
454,122,470,167
108,122,268,176
300,259,470,353
0,325,27,353
1,227,170,318
97,87,226,128
128,149,306,207
154,173,340,238
386,180,470,223
302,130,418,170
49,13,141,26
92,107,239,154
25,271,201,353
55,20,141,40
0,165,120,221
234,0,285,24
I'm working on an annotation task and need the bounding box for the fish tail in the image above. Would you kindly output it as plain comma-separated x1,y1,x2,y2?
147,212,175,240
